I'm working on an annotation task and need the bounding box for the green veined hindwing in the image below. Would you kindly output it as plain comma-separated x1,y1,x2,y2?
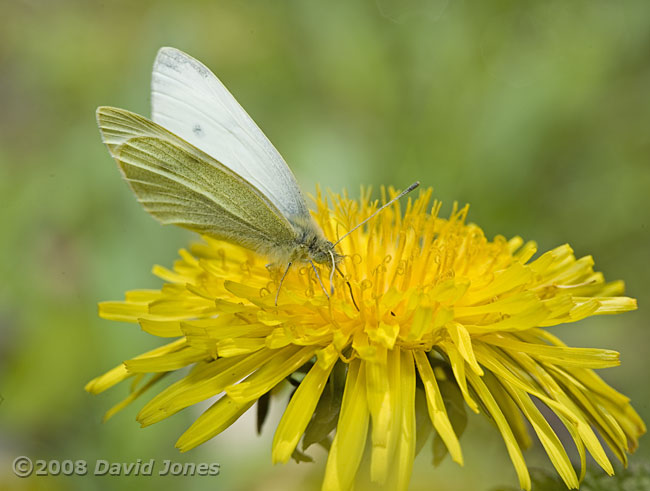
96,106,300,259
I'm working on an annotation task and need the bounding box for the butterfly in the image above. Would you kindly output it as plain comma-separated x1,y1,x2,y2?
96,47,417,302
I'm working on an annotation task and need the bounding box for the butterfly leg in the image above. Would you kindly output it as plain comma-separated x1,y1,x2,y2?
328,249,337,295
275,262,292,306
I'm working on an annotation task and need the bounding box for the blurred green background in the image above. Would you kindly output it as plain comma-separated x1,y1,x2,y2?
1,0,648,490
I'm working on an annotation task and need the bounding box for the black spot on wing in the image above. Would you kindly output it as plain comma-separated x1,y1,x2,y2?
193,124,204,137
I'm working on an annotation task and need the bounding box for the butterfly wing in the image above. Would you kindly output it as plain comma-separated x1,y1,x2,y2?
96,106,298,256
151,47,311,223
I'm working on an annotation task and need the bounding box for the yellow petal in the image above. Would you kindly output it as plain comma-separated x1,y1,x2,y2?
370,348,401,484
365,346,390,447
507,385,578,488
175,395,254,452
124,346,207,373
272,355,336,463
138,349,279,425
85,338,187,394
103,373,167,422
389,350,416,491
98,301,148,322
446,321,482,375
466,370,531,491
413,351,463,465
139,318,183,337
322,359,369,491
226,346,317,403
482,333,620,369
444,343,479,413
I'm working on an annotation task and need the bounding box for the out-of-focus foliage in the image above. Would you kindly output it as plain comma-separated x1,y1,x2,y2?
0,1,648,490
493,463,650,491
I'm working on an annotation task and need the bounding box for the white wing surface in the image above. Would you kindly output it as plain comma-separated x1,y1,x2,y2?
151,47,310,222
96,106,298,256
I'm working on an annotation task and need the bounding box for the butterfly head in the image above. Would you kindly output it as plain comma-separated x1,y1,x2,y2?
289,218,340,266
307,237,340,265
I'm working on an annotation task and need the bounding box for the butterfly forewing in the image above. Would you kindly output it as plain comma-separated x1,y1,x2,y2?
96,106,298,255
151,47,311,222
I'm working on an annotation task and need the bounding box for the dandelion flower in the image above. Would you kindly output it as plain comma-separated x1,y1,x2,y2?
86,187,645,490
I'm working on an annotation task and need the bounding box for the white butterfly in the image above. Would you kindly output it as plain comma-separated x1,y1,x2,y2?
96,47,417,301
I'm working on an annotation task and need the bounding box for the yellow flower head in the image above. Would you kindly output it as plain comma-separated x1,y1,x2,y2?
87,187,645,490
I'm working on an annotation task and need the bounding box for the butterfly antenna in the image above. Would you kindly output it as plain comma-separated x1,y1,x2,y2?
275,262,293,306
332,181,420,247
309,260,330,300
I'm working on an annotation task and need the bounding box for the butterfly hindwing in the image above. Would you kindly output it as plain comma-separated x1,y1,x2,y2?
97,106,297,255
